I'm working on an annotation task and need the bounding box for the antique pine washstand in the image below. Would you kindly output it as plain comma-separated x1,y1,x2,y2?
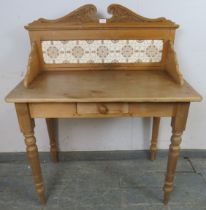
5,4,202,204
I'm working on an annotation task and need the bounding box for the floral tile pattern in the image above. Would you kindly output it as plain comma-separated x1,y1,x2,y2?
42,40,163,64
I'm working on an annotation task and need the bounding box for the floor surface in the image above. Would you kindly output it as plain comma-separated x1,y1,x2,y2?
1,153,206,210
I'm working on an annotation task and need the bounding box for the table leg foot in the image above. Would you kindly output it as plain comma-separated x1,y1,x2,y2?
38,187,46,204
163,191,170,205
150,152,156,161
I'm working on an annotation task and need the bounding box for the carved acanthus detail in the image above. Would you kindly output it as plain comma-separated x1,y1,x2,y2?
29,4,98,26
107,4,174,24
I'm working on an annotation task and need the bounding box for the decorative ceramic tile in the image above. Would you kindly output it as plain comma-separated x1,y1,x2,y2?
42,40,163,64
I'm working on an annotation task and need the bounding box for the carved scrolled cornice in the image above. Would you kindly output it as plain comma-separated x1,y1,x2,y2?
25,4,98,29
107,4,178,27
25,4,179,30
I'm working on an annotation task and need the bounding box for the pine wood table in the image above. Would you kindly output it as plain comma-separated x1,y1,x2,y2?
5,4,202,205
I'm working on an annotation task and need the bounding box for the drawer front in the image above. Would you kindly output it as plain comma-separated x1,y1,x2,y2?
77,103,129,115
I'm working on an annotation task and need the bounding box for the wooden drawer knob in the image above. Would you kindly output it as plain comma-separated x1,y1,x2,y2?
98,104,109,114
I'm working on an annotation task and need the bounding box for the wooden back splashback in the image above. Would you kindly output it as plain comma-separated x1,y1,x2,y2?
24,4,183,87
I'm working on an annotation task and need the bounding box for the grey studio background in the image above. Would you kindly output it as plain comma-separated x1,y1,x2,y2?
0,0,205,152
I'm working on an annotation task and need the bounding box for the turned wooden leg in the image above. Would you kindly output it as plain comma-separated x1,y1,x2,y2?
163,103,190,204
46,118,59,162
15,103,46,204
150,117,160,160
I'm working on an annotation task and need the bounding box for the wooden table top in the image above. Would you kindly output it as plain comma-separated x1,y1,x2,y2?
6,70,202,103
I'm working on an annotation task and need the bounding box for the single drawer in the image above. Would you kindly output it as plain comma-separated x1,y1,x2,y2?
77,103,129,115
